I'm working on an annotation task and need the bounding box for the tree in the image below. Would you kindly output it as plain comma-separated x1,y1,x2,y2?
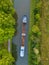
0,28,4,44
0,49,15,65
0,12,16,44
0,0,17,64
0,0,15,15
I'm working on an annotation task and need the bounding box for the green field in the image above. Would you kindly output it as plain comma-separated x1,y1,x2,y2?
40,0,49,65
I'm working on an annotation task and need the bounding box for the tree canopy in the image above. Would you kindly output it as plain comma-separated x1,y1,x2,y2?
0,11,16,44
0,0,16,44
0,49,15,65
0,0,15,15
0,0,17,65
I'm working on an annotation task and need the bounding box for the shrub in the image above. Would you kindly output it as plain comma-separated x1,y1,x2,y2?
33,48,39,55
34,1,42,15
31,35,40,44
32,25,41,37
35,13,40,21
36,1,42,10
34,8,39,15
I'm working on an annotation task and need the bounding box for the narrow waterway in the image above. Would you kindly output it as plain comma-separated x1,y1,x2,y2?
13,0,30,65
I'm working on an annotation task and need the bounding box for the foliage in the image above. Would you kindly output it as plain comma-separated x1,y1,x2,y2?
0,0,15,15
30,35,40,45
32,25,40,33
29,0,41,65
0,28,4,44
0,11,16,44
0,49,15,65
35,14,40,21
36,1,42,10
0,0,17,64
32,25,41,37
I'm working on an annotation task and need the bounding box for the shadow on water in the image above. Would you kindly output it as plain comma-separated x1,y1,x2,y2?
12,43,17,65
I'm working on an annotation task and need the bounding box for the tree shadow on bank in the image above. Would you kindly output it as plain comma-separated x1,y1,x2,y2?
12,43,17,65
13,12,18,35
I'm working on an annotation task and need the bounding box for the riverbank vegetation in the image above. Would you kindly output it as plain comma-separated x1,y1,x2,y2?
0,0,17,65
29,0,42,65
29,0,49,65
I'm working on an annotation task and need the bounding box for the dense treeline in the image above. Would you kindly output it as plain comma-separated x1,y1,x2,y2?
0,0,17,65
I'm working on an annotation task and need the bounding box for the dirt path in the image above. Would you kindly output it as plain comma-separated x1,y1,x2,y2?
40,0,49,65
